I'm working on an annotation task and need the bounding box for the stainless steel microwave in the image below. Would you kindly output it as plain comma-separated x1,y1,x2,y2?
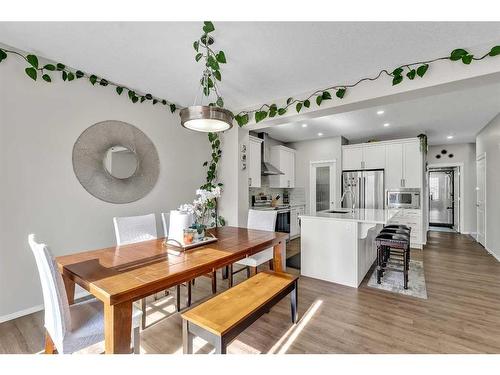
386,188,421,209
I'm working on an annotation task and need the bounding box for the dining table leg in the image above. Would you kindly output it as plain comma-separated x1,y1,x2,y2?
273,241,286,272
62,274,75,305
104,301,133,354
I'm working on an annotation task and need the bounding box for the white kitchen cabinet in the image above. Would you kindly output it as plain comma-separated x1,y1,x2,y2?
247,136,262,188
403,142,422,188
385,143,404,189
342,144,386,170
290,205,305,239
363,144,386,169
269,146,296,188
384,140,422,189
342,146,363,170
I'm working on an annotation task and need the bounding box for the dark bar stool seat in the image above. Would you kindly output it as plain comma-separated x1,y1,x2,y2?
384,224,411,232
380,227,411,270
375,232,410,289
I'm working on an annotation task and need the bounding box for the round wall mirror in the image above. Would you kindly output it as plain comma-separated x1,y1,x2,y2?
103,146,139,179
73,120,160,204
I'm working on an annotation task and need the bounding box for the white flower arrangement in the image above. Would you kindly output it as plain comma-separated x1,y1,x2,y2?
179,187,222,229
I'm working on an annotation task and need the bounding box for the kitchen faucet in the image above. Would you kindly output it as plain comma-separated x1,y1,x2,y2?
340,188,356,212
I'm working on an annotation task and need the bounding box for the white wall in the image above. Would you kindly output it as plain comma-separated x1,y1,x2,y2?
286,136,344,214
476,113,500,260
427,143,477,234
0,47,209,320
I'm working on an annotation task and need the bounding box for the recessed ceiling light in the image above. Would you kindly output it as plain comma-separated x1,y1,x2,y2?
447,135,454,139
302,124,308,128
377,110,385,115
383,123,390,127
318,133,323,136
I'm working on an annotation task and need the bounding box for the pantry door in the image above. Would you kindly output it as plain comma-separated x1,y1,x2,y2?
310,161,336,215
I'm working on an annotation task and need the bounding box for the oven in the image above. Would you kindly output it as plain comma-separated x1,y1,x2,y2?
275,209,291,240
386,188,421,209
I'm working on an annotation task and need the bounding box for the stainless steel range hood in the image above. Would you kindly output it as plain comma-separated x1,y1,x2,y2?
257,133,284,176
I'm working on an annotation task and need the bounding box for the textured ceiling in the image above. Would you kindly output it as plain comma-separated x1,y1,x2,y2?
0,22,499,111
0,22,499,144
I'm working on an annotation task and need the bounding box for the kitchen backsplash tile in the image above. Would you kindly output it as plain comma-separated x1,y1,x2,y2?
249,186,305,207
289,187,306,206
249,187,284,206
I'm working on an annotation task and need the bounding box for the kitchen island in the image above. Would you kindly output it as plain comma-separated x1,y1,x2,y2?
300,209,398,288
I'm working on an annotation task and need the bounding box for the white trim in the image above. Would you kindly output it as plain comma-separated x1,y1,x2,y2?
0,290,89,324
476,152,487,247
487,246,500,263
342,137,419,149
427,162,465,234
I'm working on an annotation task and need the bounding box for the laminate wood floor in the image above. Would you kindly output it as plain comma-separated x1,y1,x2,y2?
2,231,500,354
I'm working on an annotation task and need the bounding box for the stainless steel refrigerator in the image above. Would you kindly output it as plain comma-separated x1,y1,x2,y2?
341,170,385,209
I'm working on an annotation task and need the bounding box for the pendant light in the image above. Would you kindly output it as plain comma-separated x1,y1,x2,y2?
180,105,233,132
180,32,233,132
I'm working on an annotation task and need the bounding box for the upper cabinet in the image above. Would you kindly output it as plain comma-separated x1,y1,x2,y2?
385,143,404,189
342,143,386,170
248,136,263,188
269,145,296,188
385,140,422,189
363,144,386,169
343,138,423,189
342,146,363,170
402,141,422,188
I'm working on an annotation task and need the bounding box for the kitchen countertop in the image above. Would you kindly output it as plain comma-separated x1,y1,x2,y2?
300,208,399,224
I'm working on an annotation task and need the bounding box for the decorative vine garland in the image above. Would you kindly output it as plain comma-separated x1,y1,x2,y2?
0,46,181,113
233,45,500,126
0,22,498,188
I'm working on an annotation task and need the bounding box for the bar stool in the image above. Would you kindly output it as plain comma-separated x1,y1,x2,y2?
380,227,411,270
375,232,410,289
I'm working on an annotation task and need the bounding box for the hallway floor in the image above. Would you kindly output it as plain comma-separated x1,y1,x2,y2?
2,231,500,353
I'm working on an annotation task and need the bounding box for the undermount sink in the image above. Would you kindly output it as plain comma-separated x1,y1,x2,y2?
326,210,351,214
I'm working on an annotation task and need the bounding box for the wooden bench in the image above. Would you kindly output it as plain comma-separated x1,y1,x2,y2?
181,271,299,354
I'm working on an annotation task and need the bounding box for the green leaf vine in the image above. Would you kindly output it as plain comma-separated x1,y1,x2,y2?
0,46,180,113
233,44,500,126
193,21,227,226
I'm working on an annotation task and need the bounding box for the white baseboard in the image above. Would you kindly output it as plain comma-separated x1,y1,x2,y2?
0,291,90,324
485,246,500,263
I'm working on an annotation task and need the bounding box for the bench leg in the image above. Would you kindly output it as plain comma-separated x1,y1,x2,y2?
290,281,298,324
214,336,227,354
182,320,194,354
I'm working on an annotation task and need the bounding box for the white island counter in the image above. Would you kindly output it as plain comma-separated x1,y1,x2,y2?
299,209,398,288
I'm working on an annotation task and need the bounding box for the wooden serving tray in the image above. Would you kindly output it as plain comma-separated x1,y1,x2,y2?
163,235,218,255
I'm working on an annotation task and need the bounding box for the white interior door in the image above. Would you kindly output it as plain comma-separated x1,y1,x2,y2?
476,155,486,246
310,161,336,215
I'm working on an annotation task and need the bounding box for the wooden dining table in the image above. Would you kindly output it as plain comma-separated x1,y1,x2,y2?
55,226,288,354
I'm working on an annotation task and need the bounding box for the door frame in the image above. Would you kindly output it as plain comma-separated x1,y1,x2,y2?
309,160,337,215
427,162,464,233
476,153,487,246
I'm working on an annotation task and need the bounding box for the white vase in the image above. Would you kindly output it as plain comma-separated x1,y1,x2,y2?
168,210,194,244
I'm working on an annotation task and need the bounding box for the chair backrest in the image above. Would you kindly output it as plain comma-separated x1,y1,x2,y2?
247,209,277,232
161,212,169,238
113,213,158,246
28,234,71,350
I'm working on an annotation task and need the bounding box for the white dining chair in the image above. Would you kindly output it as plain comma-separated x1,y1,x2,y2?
161,212,218,309
229,209,278,286
113,213,181,329
28,234,142,354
